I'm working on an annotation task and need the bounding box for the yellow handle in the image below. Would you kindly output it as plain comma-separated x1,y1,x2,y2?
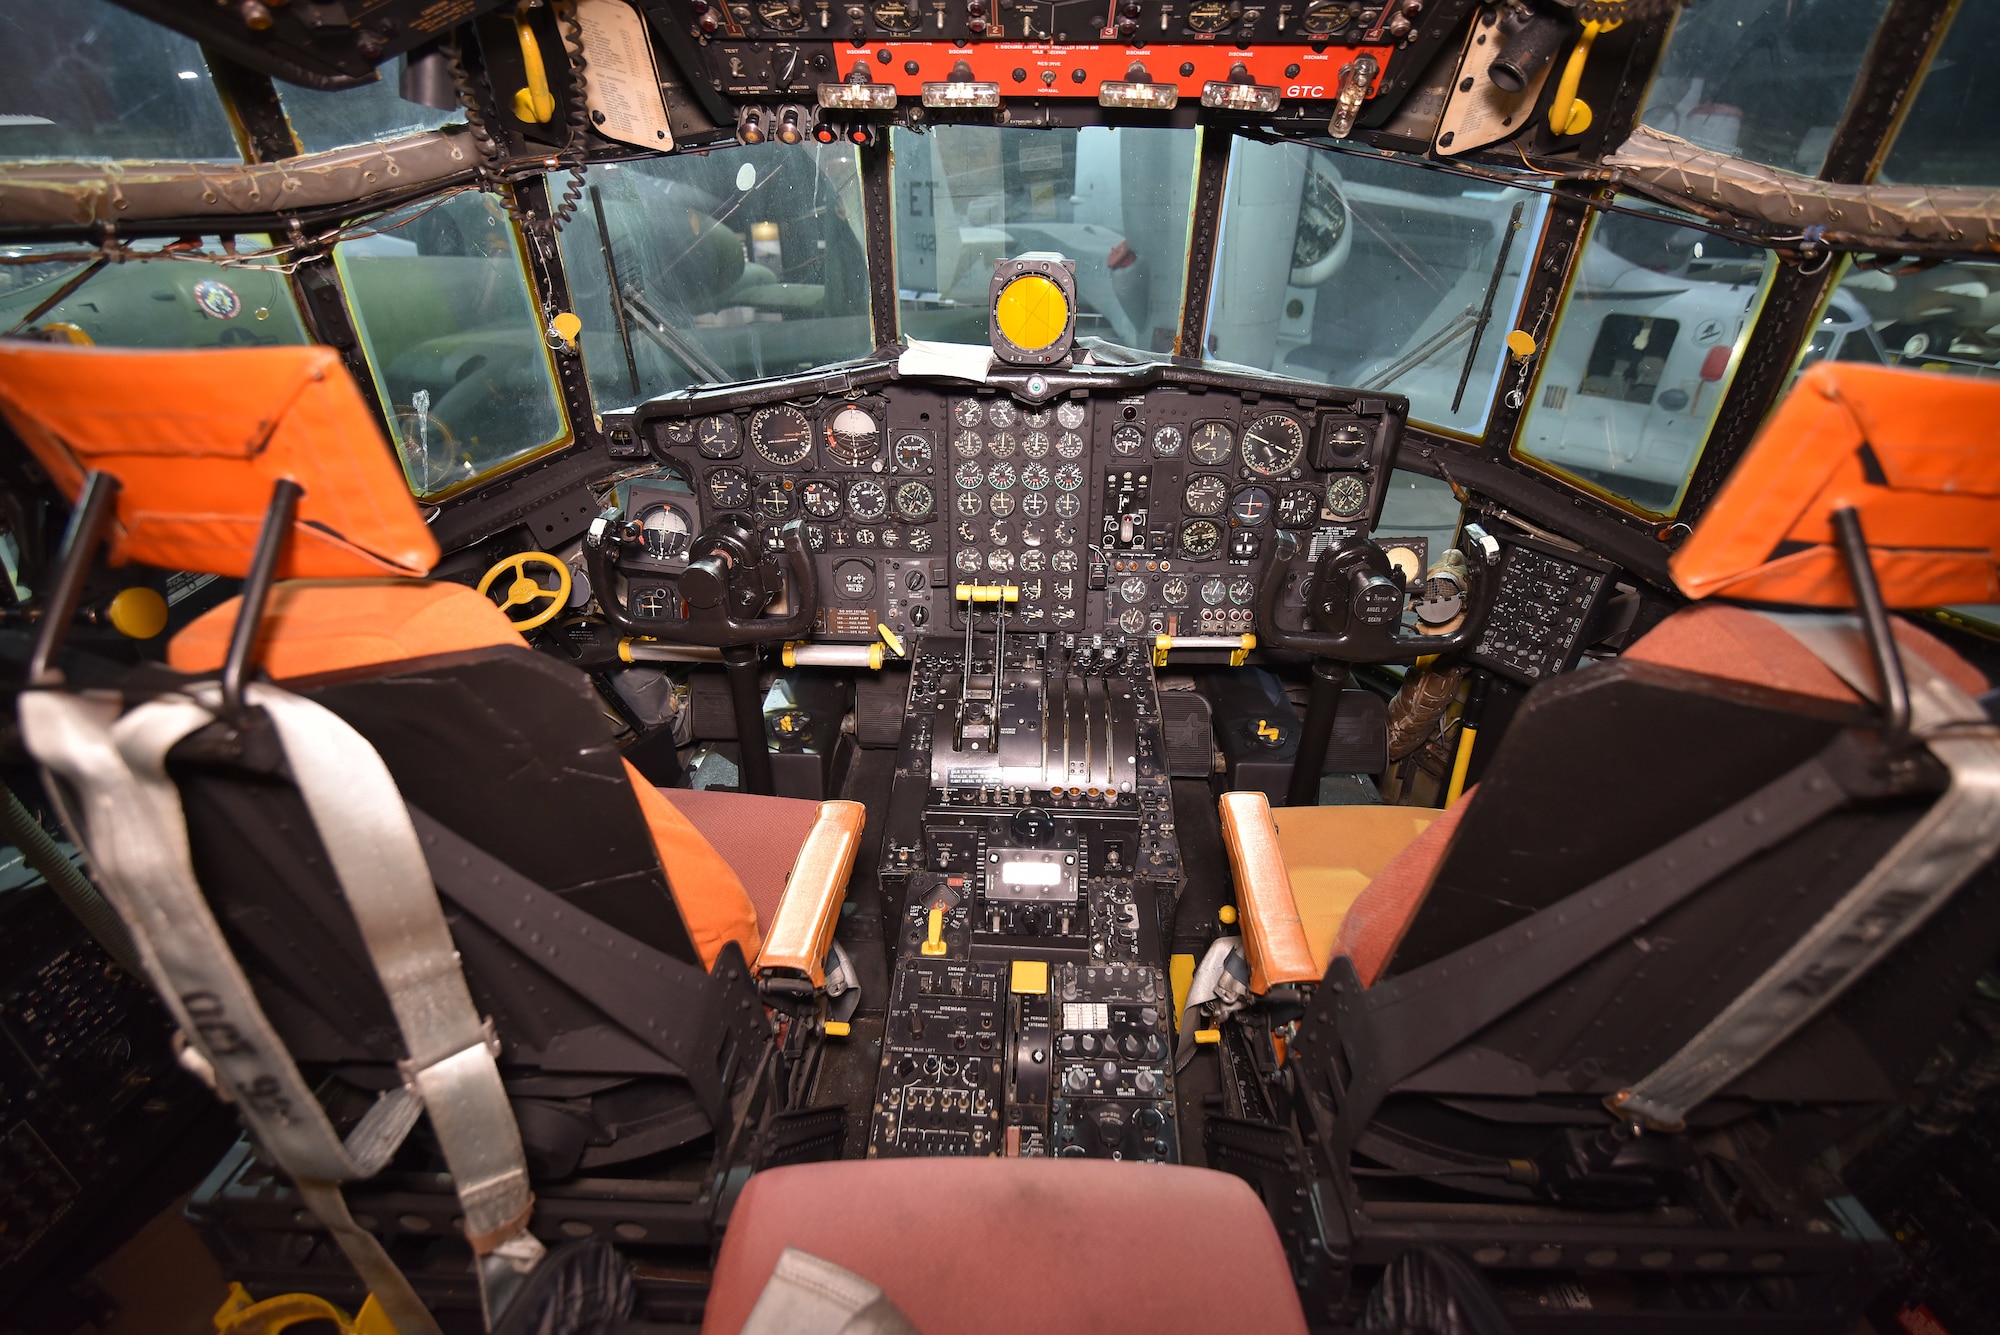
512,15,556,123
1547,20,1614,138
954,583,1020,603
920,902,947,956
1445,724,1478,807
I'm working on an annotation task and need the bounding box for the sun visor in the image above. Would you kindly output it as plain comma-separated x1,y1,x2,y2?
1672,363,2000,609
0,343,438,580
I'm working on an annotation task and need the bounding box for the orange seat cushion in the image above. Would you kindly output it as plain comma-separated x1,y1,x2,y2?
1267,804,1443,975
168,578,764,971
168,579,528,678
702,1160,1308,1335
659,787,823,933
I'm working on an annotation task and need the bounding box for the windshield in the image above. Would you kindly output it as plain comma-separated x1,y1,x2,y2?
558,145,874,412
893,126,1198,355
1206,138,1547,435
0,238,310,348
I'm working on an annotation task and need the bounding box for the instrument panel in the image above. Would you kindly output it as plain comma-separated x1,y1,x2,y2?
616,357,1406,644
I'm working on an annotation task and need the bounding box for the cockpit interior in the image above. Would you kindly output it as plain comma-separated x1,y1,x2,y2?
5,2,2000,1333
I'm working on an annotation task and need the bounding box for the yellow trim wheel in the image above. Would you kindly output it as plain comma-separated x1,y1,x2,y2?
476,551,573,631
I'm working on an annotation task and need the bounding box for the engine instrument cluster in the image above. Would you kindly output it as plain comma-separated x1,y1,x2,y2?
617,355,1407,645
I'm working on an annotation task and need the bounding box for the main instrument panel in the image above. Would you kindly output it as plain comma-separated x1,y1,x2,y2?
613,356,1407,645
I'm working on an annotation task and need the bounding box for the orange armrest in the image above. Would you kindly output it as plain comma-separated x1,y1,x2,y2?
1218,791,1320,992
754,800,866,987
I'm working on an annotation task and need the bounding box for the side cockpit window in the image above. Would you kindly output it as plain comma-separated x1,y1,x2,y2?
334,191,571,499
0,238,310,350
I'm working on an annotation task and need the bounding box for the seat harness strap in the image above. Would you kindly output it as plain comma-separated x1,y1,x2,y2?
19,688,440,1335
1614,614,2000,1129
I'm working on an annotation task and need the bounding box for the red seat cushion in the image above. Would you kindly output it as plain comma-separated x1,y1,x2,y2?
661,787,823,932
702,1159,1308,1335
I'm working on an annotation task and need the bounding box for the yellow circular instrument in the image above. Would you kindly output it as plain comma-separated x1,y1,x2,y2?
476,551,573,632
994,274,1071,354
988,256,1079,366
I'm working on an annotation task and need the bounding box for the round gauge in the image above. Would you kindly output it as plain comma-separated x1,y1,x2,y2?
1190,421,1234,466
1184,474,1229,516
989,491,1016,518
805,523,827,552
1021,490,1049,518
1324,421,1372,462
847,478,889,521
1021,431,1052,460
1152,425,1185,458
1120,607,1149,635
1304,0,1356,32
635,587,670,618
638,504,691,561
987,548,1016,573
1021,521,1046,547
1054,491,1082,519
1278,485,1320,528
1054,463,1084,492
989,519,1014,546
1112,424,1144,456
895,480,936,521
1229,577,1257,606
955,459,985,490
1056,401,1088,430
1230,487,1273,526
801,480,843,518
757,0,804,27
698,416,742,459
957,519,979,543
956,548,983,573
1242,413,1306,477
1018,576,1045,601
1383,544,1423,585
854,527,878,547
881,527,901,549
1021,462,1051,491
1056,431,1086,459
987,461,1017,490
1324,474,1368,521
707,467,751,509
754,477,793,519
873,0,920,29
1186,0,1232,29
988,400,1018,429
1200,576,1228,606
909,528,934,552
825,405,881,464
894,433,933,472
1161,576,1191,606
662,419,697,445
987,431,1018,460
1119,576,1148,604
751,405,813,465
1055,522,1079,545
1024,406,1051,427
957,491,984,517
829,524,854,547
954,400,984,428
1051,550,1079,573
1180,519,1223,559
1054,606,1078,626
1020,548,1047,571
953,431,983,459
1020,603,1047,624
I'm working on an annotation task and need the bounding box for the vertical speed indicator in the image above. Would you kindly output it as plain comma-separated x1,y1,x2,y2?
1241,413,1306,477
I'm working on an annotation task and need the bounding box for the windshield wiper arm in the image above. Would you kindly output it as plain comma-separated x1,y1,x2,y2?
1452,199,1526,414
590,186,642,399
621,286,731,386
5,256,108,336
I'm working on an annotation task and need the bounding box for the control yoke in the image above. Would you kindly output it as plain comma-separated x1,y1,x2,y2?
1256,525,1499,664
585,515,819,796
1255,524,1500,807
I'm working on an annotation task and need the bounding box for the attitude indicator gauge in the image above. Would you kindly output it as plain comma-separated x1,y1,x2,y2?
825,405,881,464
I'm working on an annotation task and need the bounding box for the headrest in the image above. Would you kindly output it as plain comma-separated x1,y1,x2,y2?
0,343,438,581
1673,363,2000,608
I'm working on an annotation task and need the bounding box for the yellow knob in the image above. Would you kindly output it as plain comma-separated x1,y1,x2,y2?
921,902,948,956
107,587,169,639
1506,329,1538,359
1218,904,1238,926
550,311,583,348
994,273,1070,352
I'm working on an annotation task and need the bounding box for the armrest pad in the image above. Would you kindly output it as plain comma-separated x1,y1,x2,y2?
755,800,865,986
1218,791,1319,992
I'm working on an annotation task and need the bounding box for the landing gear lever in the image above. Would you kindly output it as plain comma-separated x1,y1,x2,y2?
1256,526,1498,807
585,515,819,795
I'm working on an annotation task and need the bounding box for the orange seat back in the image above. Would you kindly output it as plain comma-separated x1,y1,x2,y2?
0,343,437,580
1673,362,2000,608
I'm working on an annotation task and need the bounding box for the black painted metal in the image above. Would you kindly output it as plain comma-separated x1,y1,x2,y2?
202,50,299,162
1834,506,1912,741
1818,0,1960,185
858,137,901,351
25,471,120,687
725,643,775,796
220,479,303,714
1287,659,1350,808
1178,129,1235,360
